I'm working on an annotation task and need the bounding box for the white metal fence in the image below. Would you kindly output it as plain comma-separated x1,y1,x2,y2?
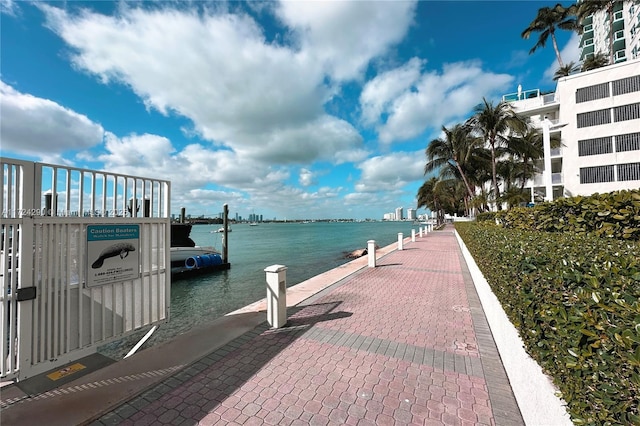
1,157,171,381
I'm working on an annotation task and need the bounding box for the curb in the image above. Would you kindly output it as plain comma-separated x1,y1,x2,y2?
455,230,573,426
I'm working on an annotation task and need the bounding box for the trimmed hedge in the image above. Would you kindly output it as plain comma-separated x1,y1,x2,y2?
456,222,640,425
476,211,497,222
495,189,640,240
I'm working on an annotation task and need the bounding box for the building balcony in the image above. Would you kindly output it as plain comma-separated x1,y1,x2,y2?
615,49,627,63
531,173,563,186
502,88,539,102
580,36,594,48
581,44,595,60
550,147,562,157
502,89,559,116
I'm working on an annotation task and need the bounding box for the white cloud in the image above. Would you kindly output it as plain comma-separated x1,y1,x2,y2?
299,168,315,187
354,151,424,193
0,82,104,157
40,3,408,168
1,0,17,16
543,33,581,81
94,132,355,217
360,60,514,144
360,57,424,126
243,115,363,164
274,1,417,81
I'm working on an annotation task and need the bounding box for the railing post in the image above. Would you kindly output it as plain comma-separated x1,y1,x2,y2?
397,233,404,251
419,227,423,238
265,264,287,328
411,229,416,242
367,240,376,268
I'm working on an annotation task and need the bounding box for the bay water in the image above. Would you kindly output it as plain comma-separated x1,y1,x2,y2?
100,220,416,358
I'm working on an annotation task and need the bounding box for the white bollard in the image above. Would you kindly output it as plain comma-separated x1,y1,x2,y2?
264,264,288,328
411,229,416,242
398,233,404,251
367,240,376,268
419,227,423,238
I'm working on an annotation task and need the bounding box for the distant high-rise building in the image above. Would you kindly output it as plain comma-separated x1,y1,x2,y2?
579,0,640,63
383,213,395,221
407,208,416,220
395,207,403,221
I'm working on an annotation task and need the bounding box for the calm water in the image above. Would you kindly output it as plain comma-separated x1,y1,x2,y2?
101,221,416,358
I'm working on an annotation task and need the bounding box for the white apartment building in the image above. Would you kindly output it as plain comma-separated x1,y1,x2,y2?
395,207,404,221
503,58,640,201
407,208,417,220
580,0,640,63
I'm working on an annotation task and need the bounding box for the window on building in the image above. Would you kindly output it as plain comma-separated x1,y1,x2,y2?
576,82,610,103
578,136,613,156
616,132,640,152
613,103,640,122
577,108,611,127
617,162,640,181
612,75,640,96
580,165,615,184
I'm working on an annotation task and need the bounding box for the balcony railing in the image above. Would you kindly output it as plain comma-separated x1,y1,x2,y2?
551,148,562,157
502,88,540,102
531,172,563,186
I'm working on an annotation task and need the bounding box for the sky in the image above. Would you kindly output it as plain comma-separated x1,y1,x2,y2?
0,0,580,220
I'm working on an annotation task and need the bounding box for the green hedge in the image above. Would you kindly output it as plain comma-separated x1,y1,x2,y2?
476,211,497,222
494,190,640,240
456,222,640,424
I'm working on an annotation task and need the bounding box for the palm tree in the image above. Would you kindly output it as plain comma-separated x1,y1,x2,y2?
521,3,578,68
425,124,479,200
581,52,609,71
417,177,457,225
578,0,623,64
496,160,530,208
466,98,528,210
553,61,579,80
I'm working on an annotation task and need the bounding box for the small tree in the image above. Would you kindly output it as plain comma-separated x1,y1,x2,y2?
553,61,579,80
581,52,609,71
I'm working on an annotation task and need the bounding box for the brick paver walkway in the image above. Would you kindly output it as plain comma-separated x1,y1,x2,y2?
95,228,523,426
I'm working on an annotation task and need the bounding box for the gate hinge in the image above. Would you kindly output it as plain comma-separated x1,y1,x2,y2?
17,287,37,301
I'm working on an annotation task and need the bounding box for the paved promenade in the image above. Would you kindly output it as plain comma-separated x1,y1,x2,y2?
2,227,525,425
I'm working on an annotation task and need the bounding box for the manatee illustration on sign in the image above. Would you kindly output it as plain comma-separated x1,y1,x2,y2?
91,242,137,269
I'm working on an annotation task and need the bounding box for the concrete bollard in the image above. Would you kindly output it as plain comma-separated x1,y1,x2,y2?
419,227,423,238
398,233,404,250
367,240,376,268
264,264,288,328
411,229,416,242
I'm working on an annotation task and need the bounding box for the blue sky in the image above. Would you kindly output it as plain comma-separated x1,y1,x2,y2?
1,1,580,220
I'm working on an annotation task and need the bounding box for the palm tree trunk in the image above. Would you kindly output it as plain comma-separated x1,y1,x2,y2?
490,139,502,211
455,162,475,199
550,31,564,67
520,154,530,191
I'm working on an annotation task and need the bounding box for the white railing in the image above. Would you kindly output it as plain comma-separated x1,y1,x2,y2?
1,157,171,381
551,148,563,157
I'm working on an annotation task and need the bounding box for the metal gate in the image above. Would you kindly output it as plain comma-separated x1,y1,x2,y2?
1,157,171,381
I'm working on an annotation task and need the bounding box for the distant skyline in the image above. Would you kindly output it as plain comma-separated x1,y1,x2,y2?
0,1,579,220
